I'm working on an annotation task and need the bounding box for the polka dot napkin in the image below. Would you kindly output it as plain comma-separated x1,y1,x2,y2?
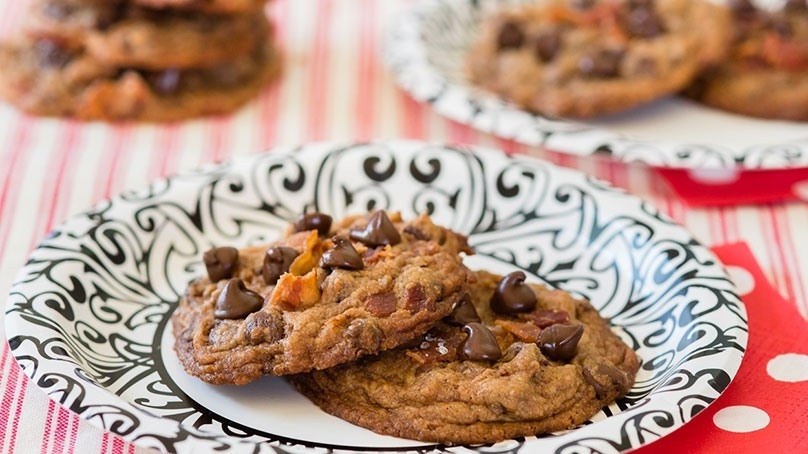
633,242,808,453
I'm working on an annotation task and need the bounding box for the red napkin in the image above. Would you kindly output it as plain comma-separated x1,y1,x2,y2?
655,167,808,206
632,242,808,453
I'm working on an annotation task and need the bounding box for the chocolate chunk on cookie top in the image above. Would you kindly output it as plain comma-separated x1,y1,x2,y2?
467,0,732,118
290,270,640,445
171,211,474,385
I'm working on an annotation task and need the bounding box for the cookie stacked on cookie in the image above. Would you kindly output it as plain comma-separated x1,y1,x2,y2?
467,0,732,118
0,0,280,121
684,0,808,121
171,210,641,445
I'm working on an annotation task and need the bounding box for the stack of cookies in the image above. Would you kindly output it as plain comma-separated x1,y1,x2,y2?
467,0,732,119
467,0,808,122
0,0,280,122
171,210,641,445
685,0,808,121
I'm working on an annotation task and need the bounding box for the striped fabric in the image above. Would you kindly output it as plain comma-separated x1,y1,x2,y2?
0,1,806,453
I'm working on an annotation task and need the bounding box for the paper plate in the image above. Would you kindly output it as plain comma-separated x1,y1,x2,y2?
5,140,747,453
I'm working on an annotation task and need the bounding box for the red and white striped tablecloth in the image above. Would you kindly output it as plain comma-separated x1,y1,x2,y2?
0,1,806,453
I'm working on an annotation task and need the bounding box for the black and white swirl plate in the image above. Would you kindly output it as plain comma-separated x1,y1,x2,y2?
5,140,747,453
383,0,808,169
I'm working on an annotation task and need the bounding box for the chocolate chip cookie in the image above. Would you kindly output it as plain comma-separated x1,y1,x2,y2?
0,36,280,121
171,211,474,385
467,0,731,118
684,0,808,121
290,270,640,445
25,0,270,70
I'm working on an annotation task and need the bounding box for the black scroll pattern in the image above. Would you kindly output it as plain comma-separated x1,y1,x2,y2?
383,0,808,169
5,140,747,453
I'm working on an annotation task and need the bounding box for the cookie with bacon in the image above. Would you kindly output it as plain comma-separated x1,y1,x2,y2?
289,270,640,445
685,0,808,121
467,0,731,118
171,211,474,385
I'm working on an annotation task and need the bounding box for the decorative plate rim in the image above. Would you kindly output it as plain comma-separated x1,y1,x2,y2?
5,139,748,453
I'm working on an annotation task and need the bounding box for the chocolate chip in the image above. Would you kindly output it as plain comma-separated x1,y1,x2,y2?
42,2,75,19
203,246,239,281
349,211,401,247
490,271,537,314
569,0,595,9
403,225,430,241
320,236,364,270
96,3,127,30
245,309,284,344
623,6,665,38
769,15,794,38
151,69,181,94
534,28,561,62
262,246,299,284
582,362,631,399
538,323,584,362
445,294,481,326
497,21,524,50
292,212,333,236
459,322,502,361
578,48,625,78
34,40,72,68
214,278,263,319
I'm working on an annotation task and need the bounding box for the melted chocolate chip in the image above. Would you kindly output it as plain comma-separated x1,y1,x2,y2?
459,323,502,361
538,323,584,362
623,6,665,38
578,48,625,78
203,246,239,281
582,362,631,398
262,246,299,284
214,278,264,319
490,271,537,314
403,225,430,241
497,21,524,50
320,236,364,270
534,28,561,62
445,294,481,326
349,211,401,247
245,309,284,344
293,212,333,236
